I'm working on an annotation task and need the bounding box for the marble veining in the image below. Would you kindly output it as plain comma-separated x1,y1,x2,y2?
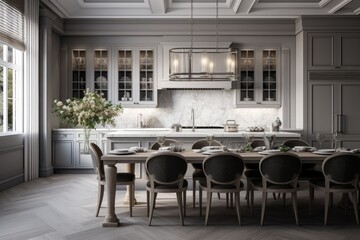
113,90,281,129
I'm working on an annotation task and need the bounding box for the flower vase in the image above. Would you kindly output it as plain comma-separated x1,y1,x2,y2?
83,128,91,154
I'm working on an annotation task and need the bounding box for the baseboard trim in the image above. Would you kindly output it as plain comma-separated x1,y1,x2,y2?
39,167,54,177
54,169,95,174
0,174,24,191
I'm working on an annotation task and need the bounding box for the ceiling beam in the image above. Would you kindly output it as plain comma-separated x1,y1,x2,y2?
147,0,167,14
319,0,332,8
237,0,257,14
328,0,352,14
226,0,242,13
354,6,360,14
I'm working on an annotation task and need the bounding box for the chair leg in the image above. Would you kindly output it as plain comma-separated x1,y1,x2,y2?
282,193,286,208
149,191,157,226
146,190,149,217
183,190,187,217
250,187,254,217
235,192,242,226
261,191,268,226
129,184,133,217
292,192,299,226
231,193,234,208
193,179,196,208
309,185,314,216
226,193,229,208
177,192,184,226
350,192,359,225
246,180,250,207
199,187,203,217
273,193,277,200
217,193,221,199
96,183,104,217
205,191,213,226
324,191,330,226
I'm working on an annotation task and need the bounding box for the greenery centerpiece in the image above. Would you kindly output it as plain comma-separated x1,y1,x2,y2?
53,89,122,153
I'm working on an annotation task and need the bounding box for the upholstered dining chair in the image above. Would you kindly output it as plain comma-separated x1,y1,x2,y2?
150,139,179,150
309,153,360,225
248,152,302,226
243,139,268,206
199,152,245,225
89,143,135,217
145,152,188,226
191,139,222,208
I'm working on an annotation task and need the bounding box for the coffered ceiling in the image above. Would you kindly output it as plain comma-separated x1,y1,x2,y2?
41,0,360,19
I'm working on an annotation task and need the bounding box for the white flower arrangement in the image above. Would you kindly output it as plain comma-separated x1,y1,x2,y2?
53,89,122,130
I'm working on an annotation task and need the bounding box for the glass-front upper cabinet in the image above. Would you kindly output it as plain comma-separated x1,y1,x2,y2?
94,49,108,99
139,50,154,102
262,49,277,102
115,47,157,107
236,47,280,107
239,50,255,102
117,49,133,102
72,50,86,98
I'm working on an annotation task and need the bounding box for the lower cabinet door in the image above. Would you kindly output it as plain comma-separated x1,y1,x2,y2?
53,140,74,168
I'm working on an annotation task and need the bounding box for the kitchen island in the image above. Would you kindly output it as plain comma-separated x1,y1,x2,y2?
52,128,301,173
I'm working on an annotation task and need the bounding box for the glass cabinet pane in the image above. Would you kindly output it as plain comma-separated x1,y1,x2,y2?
239,50,255,101
94,49,108,99
139,49,154,102
72,50,86,98
262,49,277,102
118,50,133,101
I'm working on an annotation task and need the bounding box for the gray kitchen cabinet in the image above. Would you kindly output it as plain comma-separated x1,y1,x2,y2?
64,44,158,108
52,133,75,168
114,47,158,107
69,48,111,100
235,47,281,107
308,33,360,70
308,82,360,148
74,130,98,168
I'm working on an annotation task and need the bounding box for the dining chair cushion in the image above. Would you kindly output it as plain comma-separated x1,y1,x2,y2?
192,169,206,178
146,180,188,189
199,180,244,189
310,180,355,189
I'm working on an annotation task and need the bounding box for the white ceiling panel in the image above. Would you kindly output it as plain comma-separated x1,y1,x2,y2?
41,0,360,19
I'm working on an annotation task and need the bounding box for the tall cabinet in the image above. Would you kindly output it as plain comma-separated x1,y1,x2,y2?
305,29,360,148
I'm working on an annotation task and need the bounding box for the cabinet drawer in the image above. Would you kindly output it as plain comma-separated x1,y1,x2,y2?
53,133,74,140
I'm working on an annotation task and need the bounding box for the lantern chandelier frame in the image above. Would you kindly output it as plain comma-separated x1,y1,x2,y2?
169,0,238,81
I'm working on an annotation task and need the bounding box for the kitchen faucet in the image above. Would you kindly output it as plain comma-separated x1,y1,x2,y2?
191,108,195,132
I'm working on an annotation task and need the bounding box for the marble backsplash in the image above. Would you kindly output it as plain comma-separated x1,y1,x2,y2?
112,90,281,130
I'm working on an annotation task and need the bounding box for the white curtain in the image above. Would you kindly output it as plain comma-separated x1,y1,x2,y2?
24,0,39,181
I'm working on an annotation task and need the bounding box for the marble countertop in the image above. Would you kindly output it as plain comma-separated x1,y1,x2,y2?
103,128,301,138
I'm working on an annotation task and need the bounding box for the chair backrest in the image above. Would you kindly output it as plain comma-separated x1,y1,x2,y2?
89,143,105,180
150,139,179,150
282,139,310,148
250,139,266,148
259,153,301,185
145,152,187,184
322,153,360,184
191,139,222,149
203,152,245,185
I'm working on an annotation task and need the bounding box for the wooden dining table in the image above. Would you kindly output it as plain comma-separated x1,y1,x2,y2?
100,150,327,227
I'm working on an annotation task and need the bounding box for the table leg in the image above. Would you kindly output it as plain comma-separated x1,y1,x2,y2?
123,163,137,205
103,163,120,227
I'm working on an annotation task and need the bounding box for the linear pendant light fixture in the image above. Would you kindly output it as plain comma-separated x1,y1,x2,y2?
169,0,238,81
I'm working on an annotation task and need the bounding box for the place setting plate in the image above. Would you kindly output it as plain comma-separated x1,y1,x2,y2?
313,149,335,155
109,149,136,155
258,149,281,155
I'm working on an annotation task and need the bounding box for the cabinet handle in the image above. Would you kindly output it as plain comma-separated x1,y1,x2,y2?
335,66,341,69
335,114,343,134
134,102,139,105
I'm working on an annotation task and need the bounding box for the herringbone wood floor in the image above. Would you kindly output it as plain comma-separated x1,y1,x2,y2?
1,174,360,240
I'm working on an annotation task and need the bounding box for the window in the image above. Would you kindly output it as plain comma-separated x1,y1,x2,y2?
0,43,22,133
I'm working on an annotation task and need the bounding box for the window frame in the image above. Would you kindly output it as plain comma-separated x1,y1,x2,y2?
0,42,23,134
